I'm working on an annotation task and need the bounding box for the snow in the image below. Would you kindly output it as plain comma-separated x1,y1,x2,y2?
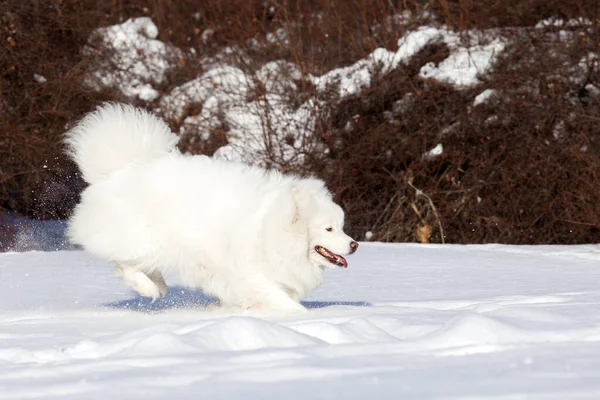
33,73,47,84
473,88,498,106
310,27,446,98
535,17,593,29
420,37,505,87
160,61,319,167
78,16,511,168
390,27,444,70
214,94,319,165
309,25,504,98
3,244,600,398
0,213,74,252
84,17,182,101
310,25,506,91
85,17,508,167
162,24,505,166
424,143,443,158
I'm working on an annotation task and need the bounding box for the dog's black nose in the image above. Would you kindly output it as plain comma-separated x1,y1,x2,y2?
349,241,359,253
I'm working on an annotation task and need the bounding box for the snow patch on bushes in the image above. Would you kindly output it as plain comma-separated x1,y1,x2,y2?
87,17,508,167
85,17,182,101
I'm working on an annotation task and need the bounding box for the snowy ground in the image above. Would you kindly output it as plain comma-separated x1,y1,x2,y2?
3,244,600,398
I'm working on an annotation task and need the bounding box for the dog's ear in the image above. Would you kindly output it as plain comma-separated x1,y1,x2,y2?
291,183,314,227
291,178,329,226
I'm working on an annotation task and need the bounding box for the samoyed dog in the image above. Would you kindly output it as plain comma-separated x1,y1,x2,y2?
65,103,358,313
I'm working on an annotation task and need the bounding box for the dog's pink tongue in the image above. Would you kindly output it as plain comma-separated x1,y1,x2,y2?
335,254,348,268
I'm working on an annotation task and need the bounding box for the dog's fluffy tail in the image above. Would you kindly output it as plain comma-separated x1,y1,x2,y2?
64,103,179,184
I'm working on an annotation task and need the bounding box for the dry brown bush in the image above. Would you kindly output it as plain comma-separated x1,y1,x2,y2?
431,0,599,30
317,11,600,243
1,0,599,247
0,1,126,221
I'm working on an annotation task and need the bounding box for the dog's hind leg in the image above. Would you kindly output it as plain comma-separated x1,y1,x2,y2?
114,263,166,301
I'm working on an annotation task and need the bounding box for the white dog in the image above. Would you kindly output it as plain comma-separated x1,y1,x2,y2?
65,103,358,313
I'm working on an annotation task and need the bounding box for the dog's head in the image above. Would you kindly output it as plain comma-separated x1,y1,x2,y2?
292,178,358,268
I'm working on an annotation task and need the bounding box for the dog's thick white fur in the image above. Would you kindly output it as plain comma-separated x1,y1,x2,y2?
65,103,357,313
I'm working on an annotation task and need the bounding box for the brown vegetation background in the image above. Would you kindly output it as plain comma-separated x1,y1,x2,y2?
1,0,599,247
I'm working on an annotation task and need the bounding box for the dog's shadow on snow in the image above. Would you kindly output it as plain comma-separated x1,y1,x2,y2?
105,286,218,313
105,286,372,313
303,300,372,309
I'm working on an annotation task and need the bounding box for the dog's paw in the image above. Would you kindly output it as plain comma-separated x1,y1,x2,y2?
121,268,164,301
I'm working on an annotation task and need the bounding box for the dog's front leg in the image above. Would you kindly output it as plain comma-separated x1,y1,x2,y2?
242,283,307,314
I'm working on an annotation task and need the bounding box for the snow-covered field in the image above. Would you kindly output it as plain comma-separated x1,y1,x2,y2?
3,244,600,399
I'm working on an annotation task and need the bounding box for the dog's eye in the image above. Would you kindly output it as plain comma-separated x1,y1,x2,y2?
326,227,333,232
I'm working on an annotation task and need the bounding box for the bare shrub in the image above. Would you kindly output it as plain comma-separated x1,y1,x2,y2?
1,0,599,246
317,13,600,244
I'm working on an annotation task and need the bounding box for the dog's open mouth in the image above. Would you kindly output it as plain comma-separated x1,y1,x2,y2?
315,245,348,268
